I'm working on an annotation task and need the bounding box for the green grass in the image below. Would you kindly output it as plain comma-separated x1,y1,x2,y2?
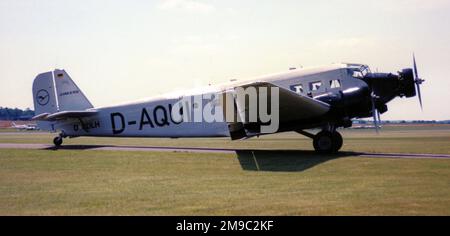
0,125,449,215
0,149,449,215
0,128,15,132
1,125,449,154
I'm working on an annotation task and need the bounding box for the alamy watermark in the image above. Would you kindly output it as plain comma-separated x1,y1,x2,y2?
171,86,280,133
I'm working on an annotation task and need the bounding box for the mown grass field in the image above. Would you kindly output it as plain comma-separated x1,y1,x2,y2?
0,125,449,215
1,124,449,154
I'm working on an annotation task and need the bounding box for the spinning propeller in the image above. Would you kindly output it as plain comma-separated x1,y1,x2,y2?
370,92,380,133
413,53,425,110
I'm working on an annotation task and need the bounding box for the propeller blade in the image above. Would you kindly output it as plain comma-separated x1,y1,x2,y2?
416,82,423,110
371,92,379,134
413,53,419,79
374,110,379,134
413,53,424,110
376,109,381,124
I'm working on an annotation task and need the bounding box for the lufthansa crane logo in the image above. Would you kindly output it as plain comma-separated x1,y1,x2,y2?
36,89,50,106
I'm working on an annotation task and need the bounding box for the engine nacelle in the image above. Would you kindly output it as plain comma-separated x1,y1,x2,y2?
398,68,416,98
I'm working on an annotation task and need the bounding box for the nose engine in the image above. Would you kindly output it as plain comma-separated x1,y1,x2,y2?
398,68,416,98
363,66,423,108
363,55,424,111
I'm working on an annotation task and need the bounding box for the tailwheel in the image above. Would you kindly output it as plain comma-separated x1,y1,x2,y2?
313,131,343,153
53,136,63,147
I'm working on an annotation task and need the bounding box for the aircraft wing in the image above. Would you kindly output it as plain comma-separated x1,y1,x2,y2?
237,81,330,122
32,110,98,121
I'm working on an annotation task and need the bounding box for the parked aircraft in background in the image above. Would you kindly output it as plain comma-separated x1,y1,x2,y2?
10,122,38,131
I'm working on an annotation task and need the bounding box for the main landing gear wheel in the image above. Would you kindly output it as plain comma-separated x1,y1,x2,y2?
53,136,63,147
331,131,343,152
313,131,343,153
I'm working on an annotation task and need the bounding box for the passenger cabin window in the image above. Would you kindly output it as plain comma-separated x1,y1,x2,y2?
330,79,341,88
309,81,322,91
290,84,304,94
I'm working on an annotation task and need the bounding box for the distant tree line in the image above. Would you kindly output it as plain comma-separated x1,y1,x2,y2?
0,107,35,120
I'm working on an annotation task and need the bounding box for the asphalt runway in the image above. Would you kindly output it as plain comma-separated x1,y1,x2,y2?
1,143,450,159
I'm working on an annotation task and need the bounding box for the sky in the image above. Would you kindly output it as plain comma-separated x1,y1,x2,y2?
1,0,449,120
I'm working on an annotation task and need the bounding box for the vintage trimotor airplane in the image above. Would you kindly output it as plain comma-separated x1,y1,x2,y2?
32,56,424,153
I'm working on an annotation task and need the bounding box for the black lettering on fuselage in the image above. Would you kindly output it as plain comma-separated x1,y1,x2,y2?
139,108,155,130
111,112,125,134
153,105,169,127
75,120,100,132
82,120,100,130
112,104,183,133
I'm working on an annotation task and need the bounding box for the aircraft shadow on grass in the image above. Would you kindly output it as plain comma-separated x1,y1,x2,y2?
235,150,359,172
44,145,104,151
43,145,360,172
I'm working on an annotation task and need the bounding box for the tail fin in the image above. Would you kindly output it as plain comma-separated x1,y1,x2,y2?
32,69,93,131
32,71,59,116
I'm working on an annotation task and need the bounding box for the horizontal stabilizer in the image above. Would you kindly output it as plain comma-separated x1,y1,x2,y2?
32,110,98,121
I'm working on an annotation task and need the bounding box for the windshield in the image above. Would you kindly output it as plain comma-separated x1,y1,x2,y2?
347,64,371,78
360,65,371,77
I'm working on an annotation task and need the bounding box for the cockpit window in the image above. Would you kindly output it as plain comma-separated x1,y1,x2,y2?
352,70,364,78
347,64,371,78
310,81,322,91
361,66,370,76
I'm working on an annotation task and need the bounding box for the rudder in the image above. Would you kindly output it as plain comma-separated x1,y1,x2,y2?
53,69,93,111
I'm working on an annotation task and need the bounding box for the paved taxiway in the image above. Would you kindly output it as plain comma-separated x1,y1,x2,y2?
1,143,450,159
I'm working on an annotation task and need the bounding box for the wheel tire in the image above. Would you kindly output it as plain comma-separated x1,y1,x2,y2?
313,131,334,153
331,131,343,152
53,137,63,147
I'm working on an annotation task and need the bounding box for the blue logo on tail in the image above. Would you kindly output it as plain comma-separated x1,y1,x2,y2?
36,89,50,106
